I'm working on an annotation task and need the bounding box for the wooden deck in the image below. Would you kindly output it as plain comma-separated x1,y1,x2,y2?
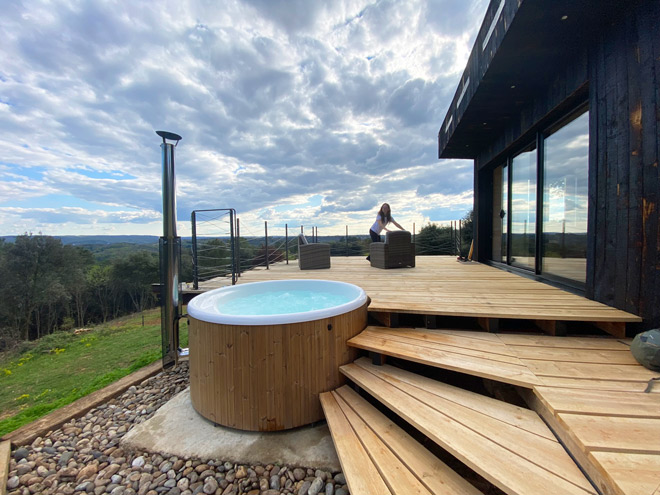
199,256,641,337
195,256,657,494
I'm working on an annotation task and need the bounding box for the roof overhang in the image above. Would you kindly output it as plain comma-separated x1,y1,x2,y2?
438,0,625,159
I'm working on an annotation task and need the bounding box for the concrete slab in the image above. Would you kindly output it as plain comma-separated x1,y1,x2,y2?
121,388,341,472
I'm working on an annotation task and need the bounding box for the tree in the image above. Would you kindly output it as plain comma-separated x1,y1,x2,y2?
60,246,94,328
329,236,369,256
87,264,113,323
236,237,256,272
110,252,158,314
415,224,453,255
461,209,474,253
0,235,72,340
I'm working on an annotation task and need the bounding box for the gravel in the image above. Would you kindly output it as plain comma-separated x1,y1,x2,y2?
5,362,349,495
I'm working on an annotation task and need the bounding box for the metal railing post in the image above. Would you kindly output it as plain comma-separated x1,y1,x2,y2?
236,218,241,280
191,211,199,290
346,225,348,256
458,220,462,256
265,221,269,269
285,224,289,264
229,209,236,285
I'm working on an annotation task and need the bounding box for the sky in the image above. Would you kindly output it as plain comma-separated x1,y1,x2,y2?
0,0,488,238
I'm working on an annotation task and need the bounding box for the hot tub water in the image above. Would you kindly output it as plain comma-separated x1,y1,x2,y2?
218,289,352,315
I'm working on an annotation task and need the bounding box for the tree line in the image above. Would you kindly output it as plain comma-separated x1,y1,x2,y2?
0,235,165,349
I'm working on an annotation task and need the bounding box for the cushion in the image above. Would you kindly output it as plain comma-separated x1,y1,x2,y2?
298,233,308,245
386,230,411,243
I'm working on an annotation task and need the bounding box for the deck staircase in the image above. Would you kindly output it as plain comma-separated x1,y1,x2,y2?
322,357,596,495
321,326,660,495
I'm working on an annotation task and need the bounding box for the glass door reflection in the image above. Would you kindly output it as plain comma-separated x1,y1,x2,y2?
510,145,537,270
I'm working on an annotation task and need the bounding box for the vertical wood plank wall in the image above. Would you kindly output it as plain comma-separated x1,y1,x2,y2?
589,1,660,327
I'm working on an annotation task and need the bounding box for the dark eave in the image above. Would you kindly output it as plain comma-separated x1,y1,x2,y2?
438,0,624,160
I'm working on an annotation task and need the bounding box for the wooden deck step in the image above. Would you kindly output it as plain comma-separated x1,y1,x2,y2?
341,357,597,495
348,326,542,388
1,440,10,495
319,386,481,495
525,384,660,495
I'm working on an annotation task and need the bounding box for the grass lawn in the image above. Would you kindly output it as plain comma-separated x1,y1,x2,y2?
0,308,188,437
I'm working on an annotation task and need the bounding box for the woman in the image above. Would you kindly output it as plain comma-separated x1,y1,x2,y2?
367,203,404,260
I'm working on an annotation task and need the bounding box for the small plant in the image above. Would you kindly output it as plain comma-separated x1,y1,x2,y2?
60,317,75,331
36,389,50,399
14,394,29,401
79,336,97,347
49,348,66,355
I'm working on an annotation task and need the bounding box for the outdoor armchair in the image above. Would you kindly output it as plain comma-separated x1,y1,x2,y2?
370,230,415,269
297,234,331,270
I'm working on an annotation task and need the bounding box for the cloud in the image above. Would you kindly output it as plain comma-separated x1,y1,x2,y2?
0,0,487,236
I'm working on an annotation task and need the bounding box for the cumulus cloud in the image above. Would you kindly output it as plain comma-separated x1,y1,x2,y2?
0,0,487,236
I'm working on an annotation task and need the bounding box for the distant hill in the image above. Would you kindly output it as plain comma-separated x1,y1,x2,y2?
1,235,161,245
0,233,370,264
1,234,369,245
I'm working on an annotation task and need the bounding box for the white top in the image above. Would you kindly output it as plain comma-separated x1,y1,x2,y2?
187,279,367,325
371,214,394,234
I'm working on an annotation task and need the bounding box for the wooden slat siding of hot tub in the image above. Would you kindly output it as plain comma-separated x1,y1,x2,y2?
188,301,368,431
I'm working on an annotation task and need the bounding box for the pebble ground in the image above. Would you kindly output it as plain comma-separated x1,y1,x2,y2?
5,362,349,495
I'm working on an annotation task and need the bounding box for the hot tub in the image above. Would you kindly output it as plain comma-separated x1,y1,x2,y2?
187,280,368,431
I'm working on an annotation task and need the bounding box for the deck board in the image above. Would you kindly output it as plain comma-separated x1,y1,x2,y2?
200,256,640,324
591,452,660,495
557,414,660,454
319,391,392,495
348,327,542,388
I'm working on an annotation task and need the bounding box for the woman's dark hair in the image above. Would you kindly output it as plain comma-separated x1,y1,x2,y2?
379,203,392,225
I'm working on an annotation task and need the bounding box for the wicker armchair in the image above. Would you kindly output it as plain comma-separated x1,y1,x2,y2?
297,234,331,270
370,230,415,269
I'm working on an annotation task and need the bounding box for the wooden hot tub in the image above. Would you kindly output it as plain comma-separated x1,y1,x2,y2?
187,280,368,431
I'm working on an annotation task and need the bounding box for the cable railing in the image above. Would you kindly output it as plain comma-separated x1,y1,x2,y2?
190,211,471,287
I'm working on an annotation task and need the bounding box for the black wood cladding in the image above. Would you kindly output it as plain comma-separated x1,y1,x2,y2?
590,1,660,328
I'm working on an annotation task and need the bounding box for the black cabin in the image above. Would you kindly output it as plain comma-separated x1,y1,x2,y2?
439,0,660,331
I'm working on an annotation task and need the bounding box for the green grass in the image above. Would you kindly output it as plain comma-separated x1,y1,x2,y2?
0,308,188,437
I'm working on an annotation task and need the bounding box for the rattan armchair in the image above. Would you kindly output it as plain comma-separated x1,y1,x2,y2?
297,234,331,270
370,230,415,269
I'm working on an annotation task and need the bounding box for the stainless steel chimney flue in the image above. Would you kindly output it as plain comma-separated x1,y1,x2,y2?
157,130,182,368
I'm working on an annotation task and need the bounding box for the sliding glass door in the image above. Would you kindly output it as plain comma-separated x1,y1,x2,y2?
491,107,589,286
542,110,589,283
